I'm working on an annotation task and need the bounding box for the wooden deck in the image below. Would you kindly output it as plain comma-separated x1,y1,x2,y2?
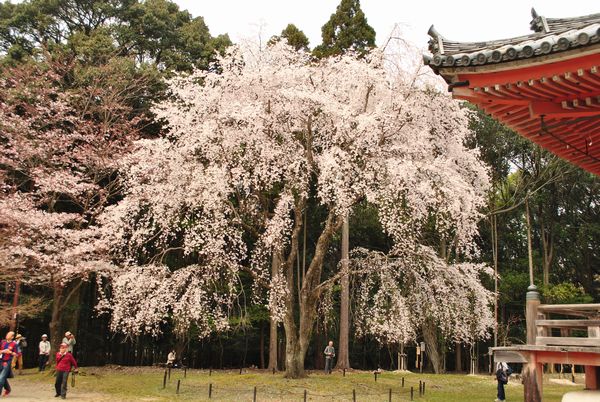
491,296,600,402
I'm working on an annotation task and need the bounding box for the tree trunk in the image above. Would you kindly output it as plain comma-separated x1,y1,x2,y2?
259,323,265,369
336,216,351,369
525,198,535,287
282,209,341,378
422,319,444,373
267,254,280,371
455,342,462,372
49,283,64,362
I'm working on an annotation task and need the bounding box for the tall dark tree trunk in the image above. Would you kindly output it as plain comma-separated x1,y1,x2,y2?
282,209,341,378
268,254,280,371
336,216,350,369
49,283,64,362
455,342,463,372
259,323,265,369
422,319,444,374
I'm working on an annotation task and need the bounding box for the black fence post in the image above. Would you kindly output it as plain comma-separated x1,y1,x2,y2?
303,389,307,402
168,367,171,381
388,388,392,402
374,372,378,382
352,389,356,402
163,370,167,389
184,367,187,378
253,386,257,402
423,382,426,395
176,379,180,395
410,386,414,401
208,383,212,399
402,377,405,387
419,380,422,396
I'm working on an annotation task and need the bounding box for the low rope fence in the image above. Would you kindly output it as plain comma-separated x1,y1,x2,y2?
159,369,430,401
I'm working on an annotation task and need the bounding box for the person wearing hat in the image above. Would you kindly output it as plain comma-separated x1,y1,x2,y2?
55,342,78,399
39,334,51,371
62,332,76,354
11,334,26,375
0,331,17,397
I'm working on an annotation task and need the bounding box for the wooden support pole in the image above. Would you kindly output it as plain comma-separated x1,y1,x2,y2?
388,388,392,402
352,389,356,402
163,370,167,389
410,386,414,401
584,366,600,390
303,389,307,402
176,379,180,394
253,386,257,402
208,383,212,398
523,352,543,402
526,286,540,346
402,377,404,387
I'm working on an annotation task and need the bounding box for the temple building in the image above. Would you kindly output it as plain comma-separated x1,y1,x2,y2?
426,9,600,402
426,9,600,175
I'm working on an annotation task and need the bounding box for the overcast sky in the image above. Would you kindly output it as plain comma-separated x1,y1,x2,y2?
174,1,599,50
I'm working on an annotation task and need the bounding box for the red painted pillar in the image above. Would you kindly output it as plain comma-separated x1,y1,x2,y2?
585,366,599,390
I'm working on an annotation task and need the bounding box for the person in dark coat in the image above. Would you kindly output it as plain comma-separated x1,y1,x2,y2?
495,361,511,402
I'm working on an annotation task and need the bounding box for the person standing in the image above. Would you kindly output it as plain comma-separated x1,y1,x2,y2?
324,340,335,374
0,331,17,397
55,342,78,399
495,361,511,402
167,350,176,367
62,332,76,354
11,334,26,375
39,334,51,371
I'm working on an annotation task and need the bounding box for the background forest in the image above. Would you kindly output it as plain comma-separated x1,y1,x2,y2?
0,0,598,374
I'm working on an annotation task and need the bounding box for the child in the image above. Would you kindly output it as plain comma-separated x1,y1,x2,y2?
55,343,78,399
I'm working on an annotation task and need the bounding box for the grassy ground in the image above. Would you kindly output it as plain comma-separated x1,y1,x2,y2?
17,367,585,401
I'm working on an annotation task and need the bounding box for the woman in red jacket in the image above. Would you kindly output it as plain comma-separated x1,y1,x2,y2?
55,343,78,399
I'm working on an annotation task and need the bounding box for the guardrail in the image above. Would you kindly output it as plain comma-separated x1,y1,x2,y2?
534,303,600,347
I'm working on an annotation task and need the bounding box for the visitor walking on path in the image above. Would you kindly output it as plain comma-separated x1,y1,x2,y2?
39,334,51,371
324,341,335,374
55,343,78,399
11,334,26,375
62,332,76,354
495,361,512,402
0,331,17,397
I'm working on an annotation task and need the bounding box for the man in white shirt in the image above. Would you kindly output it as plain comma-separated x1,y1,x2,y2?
38,334,51,372
62,332,76,354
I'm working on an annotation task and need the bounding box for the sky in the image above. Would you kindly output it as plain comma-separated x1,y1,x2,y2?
174,1,599,50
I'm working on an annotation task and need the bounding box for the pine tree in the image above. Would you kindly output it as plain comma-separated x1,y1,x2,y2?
313,0,375,58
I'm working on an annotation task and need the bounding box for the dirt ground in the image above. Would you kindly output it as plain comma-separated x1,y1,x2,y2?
3,375,116,402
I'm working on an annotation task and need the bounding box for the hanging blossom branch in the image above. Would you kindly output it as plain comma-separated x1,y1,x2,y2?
100,40,491,345
351,248,495,346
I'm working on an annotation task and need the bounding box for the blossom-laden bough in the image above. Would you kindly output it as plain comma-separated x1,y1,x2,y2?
101,40,491,378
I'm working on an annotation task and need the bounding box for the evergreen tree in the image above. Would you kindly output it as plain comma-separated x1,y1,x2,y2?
313,0,375,58
268,24,309,52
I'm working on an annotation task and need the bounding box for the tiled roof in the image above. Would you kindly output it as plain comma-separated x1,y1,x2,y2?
426,8,600,69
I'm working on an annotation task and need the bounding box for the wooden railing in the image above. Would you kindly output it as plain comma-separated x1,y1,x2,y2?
534,303,600,347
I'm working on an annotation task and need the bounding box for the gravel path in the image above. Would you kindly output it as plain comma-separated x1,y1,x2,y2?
2,375,117,402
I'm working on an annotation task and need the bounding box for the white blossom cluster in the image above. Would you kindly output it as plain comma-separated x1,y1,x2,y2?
352,248,495,346
103,40,490,339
